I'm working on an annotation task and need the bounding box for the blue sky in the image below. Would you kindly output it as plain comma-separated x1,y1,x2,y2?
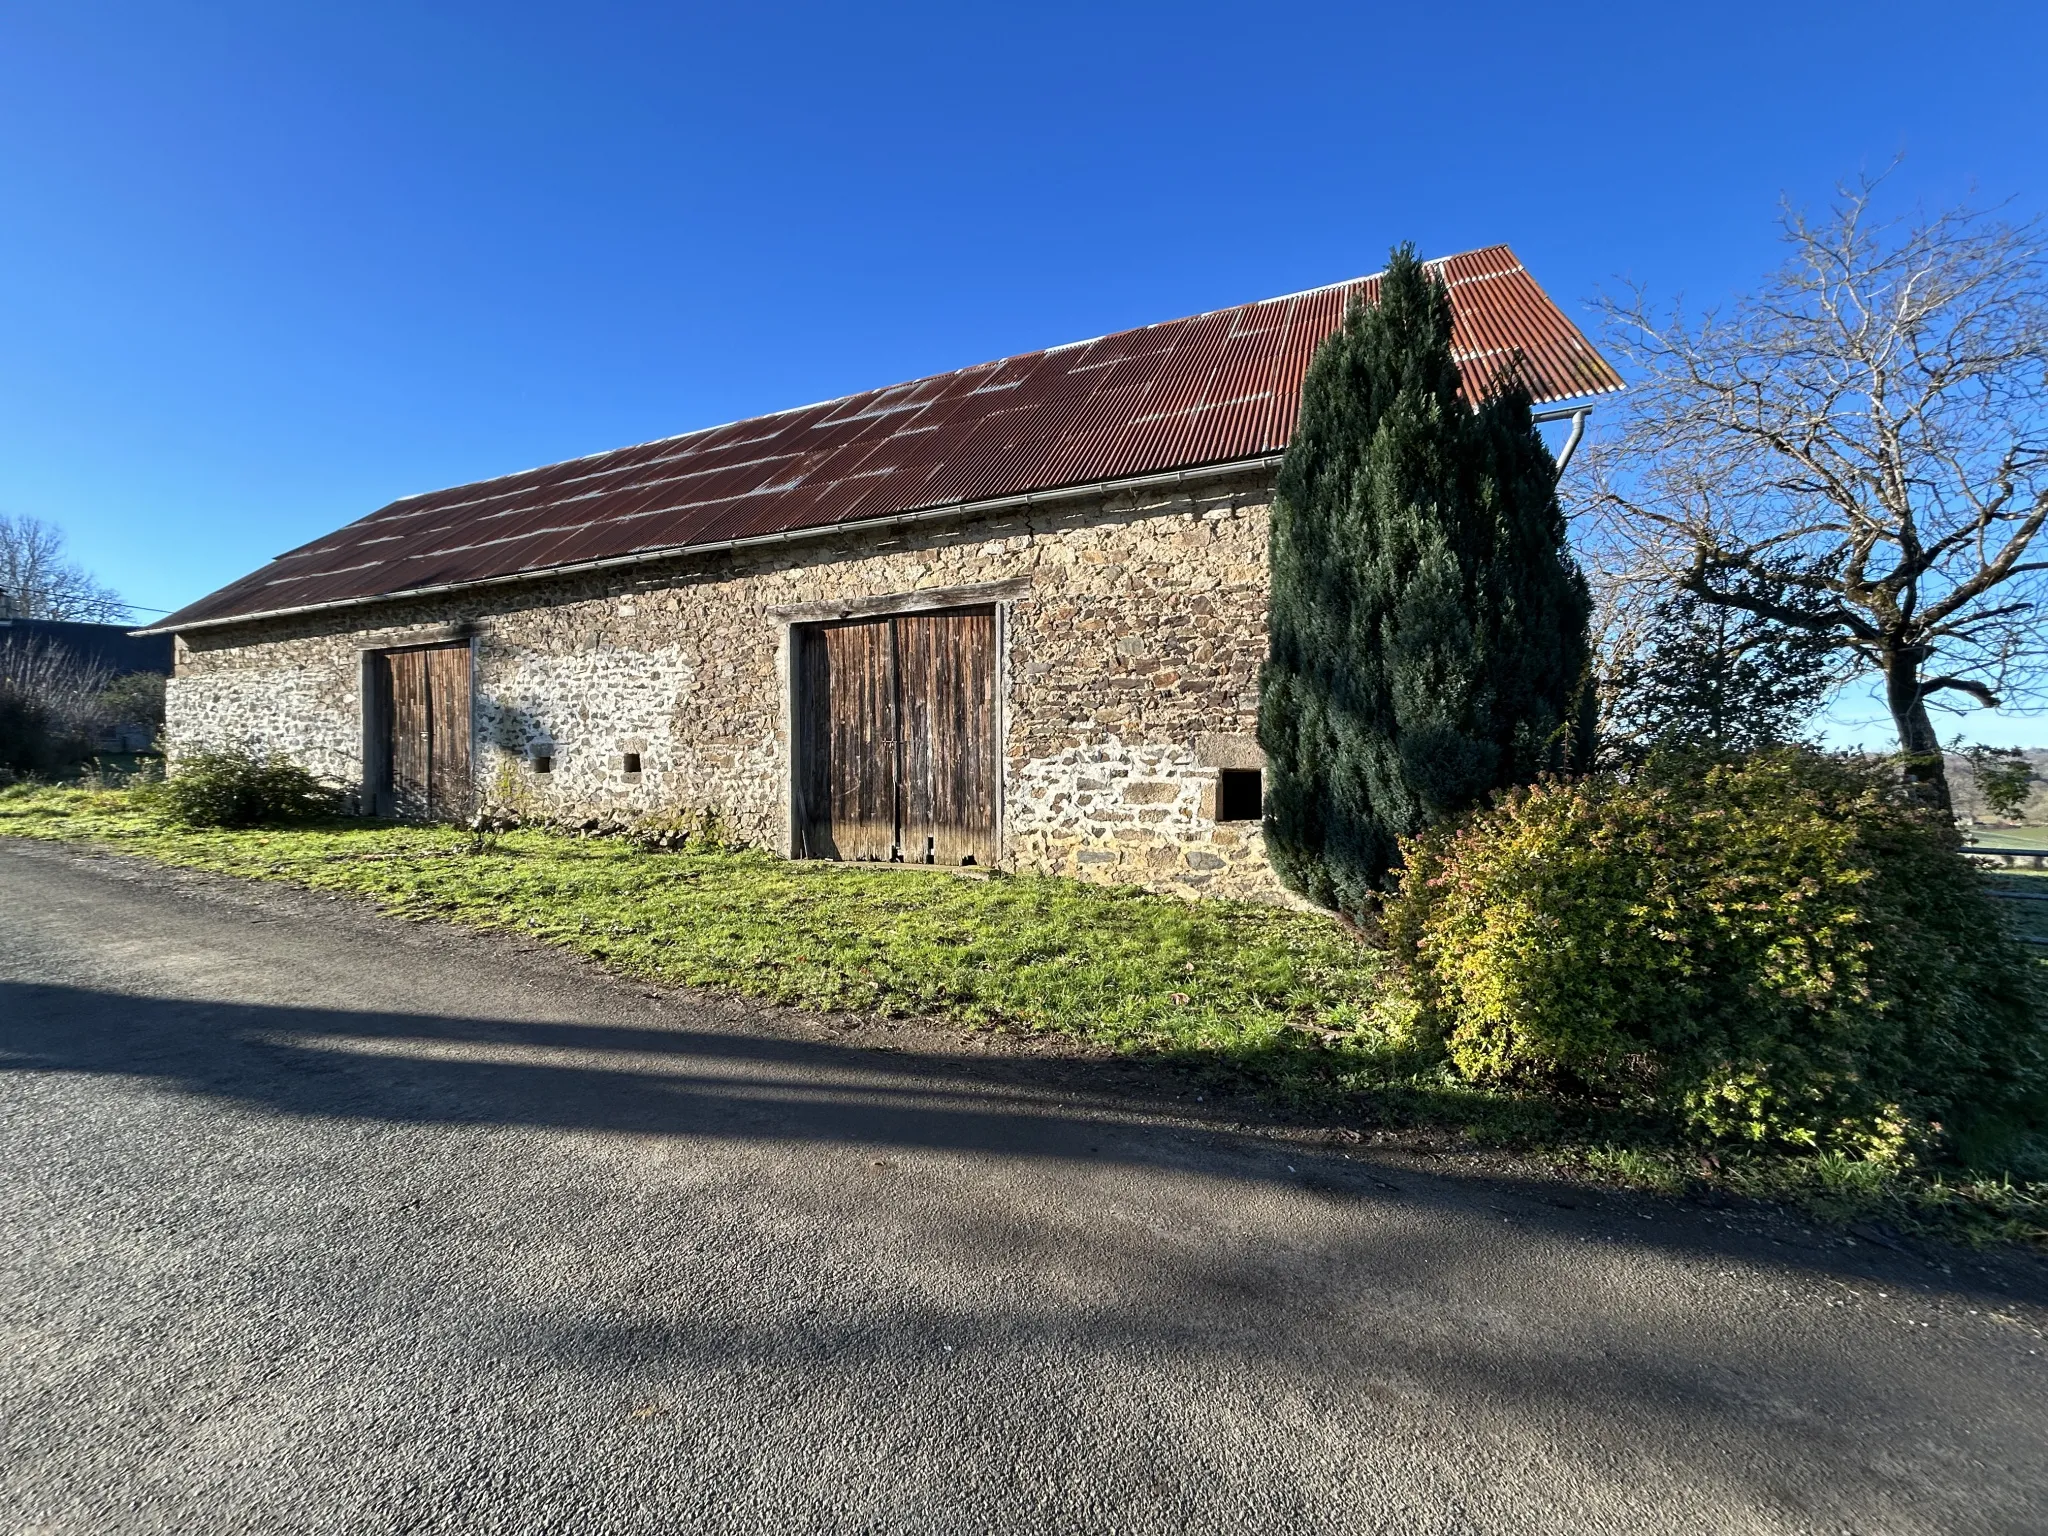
3,1,2044,745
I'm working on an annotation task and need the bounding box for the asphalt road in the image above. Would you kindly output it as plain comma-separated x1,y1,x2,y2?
3,839,2046,1535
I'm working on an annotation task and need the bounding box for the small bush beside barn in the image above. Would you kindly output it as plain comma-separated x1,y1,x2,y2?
1387,750,2047,1163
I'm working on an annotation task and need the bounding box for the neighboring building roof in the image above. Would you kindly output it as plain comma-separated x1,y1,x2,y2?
1,616,173,675
154,245,1620,633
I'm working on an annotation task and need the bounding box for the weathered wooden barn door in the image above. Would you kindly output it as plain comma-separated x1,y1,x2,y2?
372,642,471,821
380,647,431,819
796,619,899,861
795,608,995,865
424,644,472,821
894,609,996,866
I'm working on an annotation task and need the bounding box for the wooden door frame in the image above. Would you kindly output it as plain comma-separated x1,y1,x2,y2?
783,595,1008,865
358,649,387,815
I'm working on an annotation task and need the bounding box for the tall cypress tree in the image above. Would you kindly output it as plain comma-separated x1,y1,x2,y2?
1258,246,1593,915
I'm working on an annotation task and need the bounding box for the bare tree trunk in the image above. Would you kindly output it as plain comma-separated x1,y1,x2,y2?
1882,646,1952,812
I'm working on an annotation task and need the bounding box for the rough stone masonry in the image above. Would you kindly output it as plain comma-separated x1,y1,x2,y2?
167,470,1296,903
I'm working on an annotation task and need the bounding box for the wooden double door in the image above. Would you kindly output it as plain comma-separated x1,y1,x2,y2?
370,642,472,821
796,608,997,866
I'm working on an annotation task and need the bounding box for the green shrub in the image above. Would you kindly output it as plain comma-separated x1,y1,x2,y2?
145,747,347,828
1386,749,2046,1160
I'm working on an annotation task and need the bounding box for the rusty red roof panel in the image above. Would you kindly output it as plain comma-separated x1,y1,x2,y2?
159,245,1620,630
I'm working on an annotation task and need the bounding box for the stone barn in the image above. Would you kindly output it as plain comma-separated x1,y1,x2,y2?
148,246,1620,903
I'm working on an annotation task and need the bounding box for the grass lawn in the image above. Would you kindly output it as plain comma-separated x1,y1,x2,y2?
0,780,1401,1071
5,779,2044,1246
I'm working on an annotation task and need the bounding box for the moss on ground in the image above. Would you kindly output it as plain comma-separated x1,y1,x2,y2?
5,780,2042,1247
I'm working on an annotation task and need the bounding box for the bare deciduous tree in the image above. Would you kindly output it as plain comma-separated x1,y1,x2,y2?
1579,173,2048,807
0,514,129,622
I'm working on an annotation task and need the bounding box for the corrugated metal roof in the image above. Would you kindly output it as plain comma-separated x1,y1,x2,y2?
157,245,1619,632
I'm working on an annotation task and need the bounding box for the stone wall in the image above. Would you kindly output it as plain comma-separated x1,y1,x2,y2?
166,658,364,788
169,470,1295,903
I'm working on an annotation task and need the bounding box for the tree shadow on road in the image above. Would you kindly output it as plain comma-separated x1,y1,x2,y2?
4,976,2042,1310
9,972,2048,1530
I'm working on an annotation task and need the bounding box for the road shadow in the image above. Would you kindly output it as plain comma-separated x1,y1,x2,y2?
4,975,2042,1308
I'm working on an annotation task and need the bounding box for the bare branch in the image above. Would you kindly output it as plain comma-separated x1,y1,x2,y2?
0,514,130,623
1578,174,2048,803
1919,676,2001,706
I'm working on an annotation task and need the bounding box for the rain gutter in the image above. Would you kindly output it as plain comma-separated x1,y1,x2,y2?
1533,405,1592,472
137,454,1287,637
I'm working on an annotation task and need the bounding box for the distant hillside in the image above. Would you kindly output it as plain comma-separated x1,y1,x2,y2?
1948,747,2048,827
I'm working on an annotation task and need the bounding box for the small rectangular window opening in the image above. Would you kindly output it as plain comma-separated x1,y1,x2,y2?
531,751,553,774
1217,768,1263,823
622,752,642,775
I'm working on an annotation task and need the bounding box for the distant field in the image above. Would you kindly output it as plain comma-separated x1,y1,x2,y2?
1962,826,2048,851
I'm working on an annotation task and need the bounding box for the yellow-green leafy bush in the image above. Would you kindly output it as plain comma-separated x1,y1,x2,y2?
143,747,346,828
1386,750,2045,1157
